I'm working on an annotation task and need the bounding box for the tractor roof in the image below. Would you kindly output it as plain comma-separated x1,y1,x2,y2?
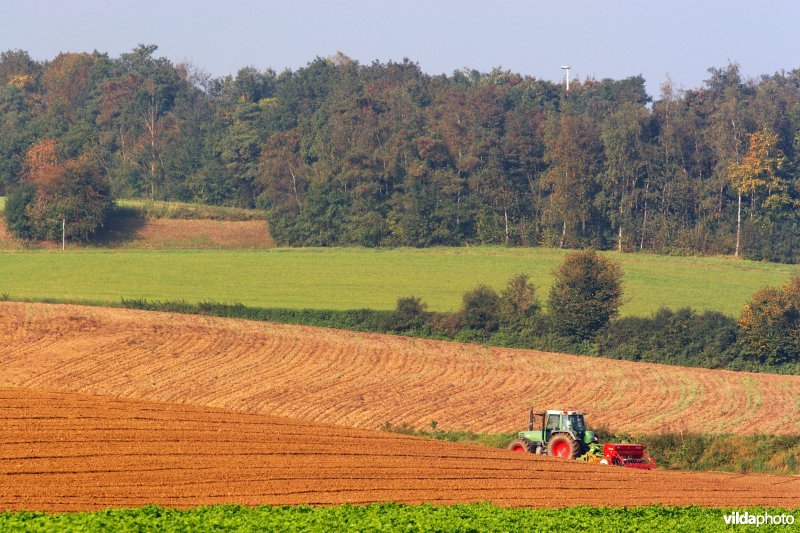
544,409,584,415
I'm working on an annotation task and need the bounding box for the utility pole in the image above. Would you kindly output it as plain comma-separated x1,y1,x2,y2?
561,65,571,92
62,218,65,251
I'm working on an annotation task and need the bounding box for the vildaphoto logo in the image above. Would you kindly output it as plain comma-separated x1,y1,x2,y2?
723,511,795,527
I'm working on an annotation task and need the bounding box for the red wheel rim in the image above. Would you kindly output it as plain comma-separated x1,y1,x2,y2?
509,443,527,452
553,441,570,458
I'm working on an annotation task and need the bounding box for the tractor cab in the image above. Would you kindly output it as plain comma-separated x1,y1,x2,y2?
544,410,586,441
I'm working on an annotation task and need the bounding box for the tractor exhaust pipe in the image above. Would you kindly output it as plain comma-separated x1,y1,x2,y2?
528,407,534,431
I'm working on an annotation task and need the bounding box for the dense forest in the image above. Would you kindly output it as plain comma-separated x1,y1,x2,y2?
1,46,799,260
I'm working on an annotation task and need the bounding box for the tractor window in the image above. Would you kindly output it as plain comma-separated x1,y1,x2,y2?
567,414,585,432
546,414,560,430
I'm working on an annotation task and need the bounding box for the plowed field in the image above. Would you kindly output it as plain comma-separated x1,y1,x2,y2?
2,388,799,512
0,218,273,250
2,302,799,435
106,218,274,249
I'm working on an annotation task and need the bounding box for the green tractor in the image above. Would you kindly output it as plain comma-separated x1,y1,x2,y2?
507,408,599,459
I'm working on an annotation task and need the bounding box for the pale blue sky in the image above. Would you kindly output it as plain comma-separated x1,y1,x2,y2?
1,0,798,98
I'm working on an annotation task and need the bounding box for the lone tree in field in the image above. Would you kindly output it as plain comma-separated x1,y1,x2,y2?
738,275,800,366
548,250,623,341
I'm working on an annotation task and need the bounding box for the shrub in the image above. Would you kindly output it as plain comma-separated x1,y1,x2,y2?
598,307,741,368
548,250,623,341
459,285,501,332
428,312,461,338
738,275,800,366
385,296,429,332
454,328,492,344
498,273,540,328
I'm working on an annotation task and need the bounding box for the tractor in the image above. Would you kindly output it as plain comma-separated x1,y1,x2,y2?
507,408,656,469
507,408,597,458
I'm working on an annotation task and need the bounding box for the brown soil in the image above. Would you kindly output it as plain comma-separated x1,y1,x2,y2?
2,302,799,435
104,218,273,249
2,387,798,512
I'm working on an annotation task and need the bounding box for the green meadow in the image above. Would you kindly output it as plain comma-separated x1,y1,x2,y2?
0,247,797,316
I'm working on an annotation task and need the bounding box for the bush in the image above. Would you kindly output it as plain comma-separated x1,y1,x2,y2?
548,250,623,341
598,307,741,368
454,328,492,344
738,275,800,366
459,285,501,332
428,312,462,338
120,299,392,332
385,296,429,332
499,273,540,328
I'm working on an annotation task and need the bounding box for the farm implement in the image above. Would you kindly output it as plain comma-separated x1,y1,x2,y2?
507,408,656,470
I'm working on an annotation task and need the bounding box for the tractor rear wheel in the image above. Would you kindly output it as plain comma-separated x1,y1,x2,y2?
507,439,534,453
547,434,579,459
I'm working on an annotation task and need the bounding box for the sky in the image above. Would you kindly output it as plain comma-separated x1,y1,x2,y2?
1,0,798,98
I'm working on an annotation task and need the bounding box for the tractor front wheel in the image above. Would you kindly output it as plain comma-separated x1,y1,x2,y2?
547,434,579,459
507,439,533,453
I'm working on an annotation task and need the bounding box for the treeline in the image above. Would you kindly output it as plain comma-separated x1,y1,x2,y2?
1,46,800,260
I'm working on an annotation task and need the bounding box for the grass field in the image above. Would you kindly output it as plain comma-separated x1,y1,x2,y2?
0,247,797,315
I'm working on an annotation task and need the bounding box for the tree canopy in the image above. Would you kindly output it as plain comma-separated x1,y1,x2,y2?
548,250,624,341
1,48,800,260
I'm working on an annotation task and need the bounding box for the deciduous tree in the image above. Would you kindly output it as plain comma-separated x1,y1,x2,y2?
6,140,113,241
727,128,786,258
548,250,623,341
738,275,800,365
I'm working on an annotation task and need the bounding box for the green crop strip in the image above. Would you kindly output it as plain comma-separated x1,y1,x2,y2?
1,504,797,532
